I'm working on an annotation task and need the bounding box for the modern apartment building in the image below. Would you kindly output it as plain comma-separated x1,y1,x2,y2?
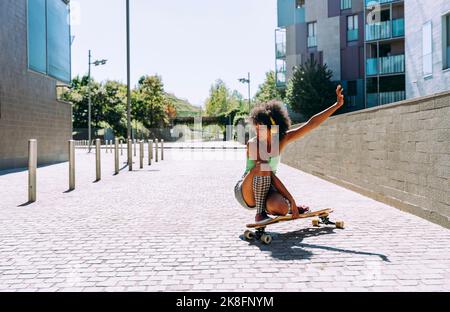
276,0,367,113
0,0,72,170
404,0,450,99
365,0,405,108
275,0,450,113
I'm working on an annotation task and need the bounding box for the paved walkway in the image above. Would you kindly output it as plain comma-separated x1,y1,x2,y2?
0,146,449,292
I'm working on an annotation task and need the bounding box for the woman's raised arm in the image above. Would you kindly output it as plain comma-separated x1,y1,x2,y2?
280,85,344,149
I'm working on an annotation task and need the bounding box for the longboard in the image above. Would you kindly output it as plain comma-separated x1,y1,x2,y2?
246,208,333,229
243,208,344,245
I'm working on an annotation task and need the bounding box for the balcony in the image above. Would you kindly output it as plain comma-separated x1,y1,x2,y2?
366,54,405,76
276,72,286,87
276,42,286,59
276,59,286,87
365,0,403,8
365,18,404,41
307,36,317,48
367,91,405,107
347,29,359,42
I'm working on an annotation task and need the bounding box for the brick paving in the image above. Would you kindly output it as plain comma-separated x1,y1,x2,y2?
0,145,449,292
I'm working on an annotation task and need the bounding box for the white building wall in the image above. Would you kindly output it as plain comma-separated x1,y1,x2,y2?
405,0,450,98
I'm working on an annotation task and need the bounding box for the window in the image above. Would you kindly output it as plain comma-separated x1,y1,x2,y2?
296,0,305,8
422,21,432,77
445,14,450,69
341,0,352,10
347,15,358,41
27,0,71,83
28,0,47,74
307,22,317,47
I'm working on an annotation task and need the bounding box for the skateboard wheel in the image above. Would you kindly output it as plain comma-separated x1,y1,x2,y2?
312,219,320,227
336,221,345,229
260,234,272,245
244,230,255,240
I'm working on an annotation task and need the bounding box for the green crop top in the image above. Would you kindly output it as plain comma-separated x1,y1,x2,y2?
244,155,281,175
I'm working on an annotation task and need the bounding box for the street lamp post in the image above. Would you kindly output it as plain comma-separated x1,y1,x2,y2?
126,0,131,142
238,72,251,113
87,50,107,153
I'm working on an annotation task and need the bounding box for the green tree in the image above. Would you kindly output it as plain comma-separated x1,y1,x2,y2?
63,76,128,137
133,75,168,130
99,80,127,137
205,79,229,116
285,59,336,119
204,80,245,117
254,71,284,103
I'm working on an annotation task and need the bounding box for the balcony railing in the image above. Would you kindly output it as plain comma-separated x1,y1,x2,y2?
367,91,406,107
365,0,403,7
276,42,286,59
365,18,404,41
366,54,405,76
276,72,286,87
347,29,359,42
346,95,357,107
307,36,317,48
380,54,404,74
392,18,405,37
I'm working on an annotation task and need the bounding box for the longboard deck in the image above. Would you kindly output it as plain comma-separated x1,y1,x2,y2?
246,208,333,229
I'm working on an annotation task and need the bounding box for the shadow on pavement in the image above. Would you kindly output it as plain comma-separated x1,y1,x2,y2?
18,201,35,207
130,170,161,172
242,227,389,262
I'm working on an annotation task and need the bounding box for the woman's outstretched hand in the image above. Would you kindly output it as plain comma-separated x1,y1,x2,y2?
336,85,344,108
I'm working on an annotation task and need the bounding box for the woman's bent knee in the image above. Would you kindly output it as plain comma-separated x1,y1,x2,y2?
266,194,289,216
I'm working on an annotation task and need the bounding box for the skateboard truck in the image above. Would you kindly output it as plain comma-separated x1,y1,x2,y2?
312,216,344,228
244,228,272,244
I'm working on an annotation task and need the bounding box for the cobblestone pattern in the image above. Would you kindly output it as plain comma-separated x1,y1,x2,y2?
0,149,450,292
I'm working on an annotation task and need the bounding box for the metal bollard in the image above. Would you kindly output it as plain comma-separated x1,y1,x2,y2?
120,139,123,156
161,139,164,161
28,139,37,203
148,140,153,165
134,139,137,156
69,140,75,190
96,139,101,181
155,139,159,162
140,140,144,169
110,140,113,153
114,138,119,175
106,140,109,153
128,139,133,171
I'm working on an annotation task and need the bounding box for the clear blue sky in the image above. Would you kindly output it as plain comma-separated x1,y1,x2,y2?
70,0,277,108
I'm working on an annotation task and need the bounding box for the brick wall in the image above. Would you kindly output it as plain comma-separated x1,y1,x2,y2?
0,0,72,170
282,91,450,228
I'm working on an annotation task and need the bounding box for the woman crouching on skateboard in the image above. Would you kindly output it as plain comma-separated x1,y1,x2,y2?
234,85,344,224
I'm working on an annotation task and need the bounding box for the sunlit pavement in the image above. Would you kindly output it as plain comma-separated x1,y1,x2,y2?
0,145,450,292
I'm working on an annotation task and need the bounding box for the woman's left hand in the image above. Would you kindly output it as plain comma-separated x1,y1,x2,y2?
297,204,310,214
